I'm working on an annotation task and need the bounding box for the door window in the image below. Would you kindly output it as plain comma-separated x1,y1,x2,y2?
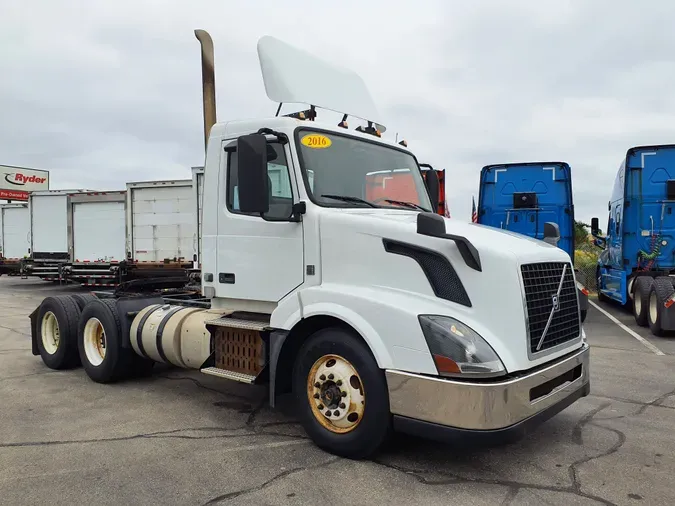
226,143,293,220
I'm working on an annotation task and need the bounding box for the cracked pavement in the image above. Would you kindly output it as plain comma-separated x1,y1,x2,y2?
2,278,675,505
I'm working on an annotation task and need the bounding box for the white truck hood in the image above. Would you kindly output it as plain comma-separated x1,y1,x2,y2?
356,210,568,263
317,209,580,373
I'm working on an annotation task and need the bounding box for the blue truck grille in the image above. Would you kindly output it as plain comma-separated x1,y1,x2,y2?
520,262,580,354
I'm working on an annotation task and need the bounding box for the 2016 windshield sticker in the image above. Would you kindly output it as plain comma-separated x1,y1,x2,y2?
301,133,332,149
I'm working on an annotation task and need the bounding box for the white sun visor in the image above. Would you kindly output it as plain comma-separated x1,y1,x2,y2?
257,36,386,132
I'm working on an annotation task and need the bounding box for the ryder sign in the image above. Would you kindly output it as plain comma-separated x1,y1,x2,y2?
1,165,49,194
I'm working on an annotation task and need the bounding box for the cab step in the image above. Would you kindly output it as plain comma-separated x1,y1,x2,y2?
205,317,270,331
200,367,256,384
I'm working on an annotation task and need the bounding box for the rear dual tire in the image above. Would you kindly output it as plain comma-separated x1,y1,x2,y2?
647,277,675,337
77,299,154,383
633,277,654,327
36,296,82,370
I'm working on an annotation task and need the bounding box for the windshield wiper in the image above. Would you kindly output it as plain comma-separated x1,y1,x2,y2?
380,199,426,211
321,194,378,208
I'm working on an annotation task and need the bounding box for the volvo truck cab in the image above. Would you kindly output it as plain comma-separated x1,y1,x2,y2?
27,32,590,459
477,162,589,322
592,144,675,336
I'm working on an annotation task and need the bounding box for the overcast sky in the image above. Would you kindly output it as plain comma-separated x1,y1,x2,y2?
2,0,675,223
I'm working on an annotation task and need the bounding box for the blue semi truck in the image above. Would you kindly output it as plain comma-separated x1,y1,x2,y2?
592,144,675,336
477,161,589,322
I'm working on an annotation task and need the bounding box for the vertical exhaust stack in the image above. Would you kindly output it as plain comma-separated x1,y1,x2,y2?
194,29,217,151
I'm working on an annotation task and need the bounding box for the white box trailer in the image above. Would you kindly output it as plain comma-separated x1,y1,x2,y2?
27,189,89,280
191,166,204,268
0,204,30,275
126,179,195,273
66,191,127,287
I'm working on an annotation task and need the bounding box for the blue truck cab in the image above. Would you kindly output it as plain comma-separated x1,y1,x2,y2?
592,144,675,335
477,161,589,322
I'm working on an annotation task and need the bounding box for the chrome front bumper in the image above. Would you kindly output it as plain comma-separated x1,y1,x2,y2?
386,343,590,433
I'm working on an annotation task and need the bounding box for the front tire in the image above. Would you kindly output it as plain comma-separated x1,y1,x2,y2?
293,327,391,459
36,296,81,369
633,277,654,327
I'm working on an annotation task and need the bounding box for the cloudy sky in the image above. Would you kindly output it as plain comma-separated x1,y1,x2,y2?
2,0,675,223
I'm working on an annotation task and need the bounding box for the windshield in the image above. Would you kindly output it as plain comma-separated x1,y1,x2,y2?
295,129,433,211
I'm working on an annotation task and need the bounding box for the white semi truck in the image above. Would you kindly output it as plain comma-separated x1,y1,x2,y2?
27,31,590,458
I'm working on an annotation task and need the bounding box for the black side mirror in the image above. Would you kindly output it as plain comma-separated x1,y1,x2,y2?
423,167,440,213
237,134,269,214
591,217,599,236
543,222,560,246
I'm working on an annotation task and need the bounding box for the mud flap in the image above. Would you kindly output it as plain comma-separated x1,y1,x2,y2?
29,306,39,356
659,297,675,331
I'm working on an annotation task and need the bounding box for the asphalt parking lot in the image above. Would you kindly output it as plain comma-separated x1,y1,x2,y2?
2,277,675,505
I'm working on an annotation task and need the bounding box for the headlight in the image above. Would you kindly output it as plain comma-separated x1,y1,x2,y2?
418,315,505,378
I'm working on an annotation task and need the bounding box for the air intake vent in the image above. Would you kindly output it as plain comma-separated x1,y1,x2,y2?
383,239,471,307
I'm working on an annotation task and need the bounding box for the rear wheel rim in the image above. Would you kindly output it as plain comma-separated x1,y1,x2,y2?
41,311,60,355
635,290,642,316
306,354,365,434
649,291,658,324
83,317,106,366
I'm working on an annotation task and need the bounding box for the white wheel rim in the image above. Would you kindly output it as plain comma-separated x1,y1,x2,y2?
83,317,106,366
41,311,60,355
635,290,642,316
628,278,635,300
307,354,365,434
649,291,658,324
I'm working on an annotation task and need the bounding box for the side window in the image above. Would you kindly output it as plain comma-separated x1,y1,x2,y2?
226,143,293,219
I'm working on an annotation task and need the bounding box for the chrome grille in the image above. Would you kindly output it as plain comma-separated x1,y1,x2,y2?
521,262,580,354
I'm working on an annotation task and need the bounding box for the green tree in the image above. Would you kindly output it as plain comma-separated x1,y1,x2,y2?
575,220,590,247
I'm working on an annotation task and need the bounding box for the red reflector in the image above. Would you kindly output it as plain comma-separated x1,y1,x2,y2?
665,299,674,309
432,354,461,374
581,288,590,296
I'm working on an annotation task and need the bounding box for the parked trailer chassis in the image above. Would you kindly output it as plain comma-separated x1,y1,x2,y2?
20,258,197,287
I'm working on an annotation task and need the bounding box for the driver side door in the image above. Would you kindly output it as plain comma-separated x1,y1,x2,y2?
215,140,304,303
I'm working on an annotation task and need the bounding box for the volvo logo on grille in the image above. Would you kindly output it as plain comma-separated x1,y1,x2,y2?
536,264,568,351
551,294,560,312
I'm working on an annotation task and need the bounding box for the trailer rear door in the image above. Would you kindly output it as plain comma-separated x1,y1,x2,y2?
128,183,194,262
1,206,29,259
31,194,69,254
72,201,126,262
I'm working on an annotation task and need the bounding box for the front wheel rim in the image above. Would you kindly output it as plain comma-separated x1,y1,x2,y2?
649,291,658,324
635,290,642,316
306,354,365,434
83,318,106,366
41,311,60,355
